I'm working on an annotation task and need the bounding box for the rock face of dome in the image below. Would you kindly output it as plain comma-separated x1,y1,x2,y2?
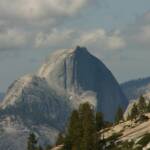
0,46,128,150
38,46,128,121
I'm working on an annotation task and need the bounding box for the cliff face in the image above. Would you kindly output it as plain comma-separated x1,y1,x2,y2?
0,46,128,150
38,46,128,121
0,75,70,150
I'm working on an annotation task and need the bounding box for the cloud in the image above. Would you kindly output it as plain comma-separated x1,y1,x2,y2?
0,0,99,51
123,11,150,50
33,10,150,53
35,29,75,49
0,28,28,51
0,0,91,26
132,25,150,44
1,0,150,56
34,28,126,54
76,29,126,51
33,10,150,60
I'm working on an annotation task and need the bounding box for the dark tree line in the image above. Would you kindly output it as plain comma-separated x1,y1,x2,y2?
27,103,104,150
28,102,128,150
62,102,104,150
115,106,124,124
27,133,51,150
49,96,150,149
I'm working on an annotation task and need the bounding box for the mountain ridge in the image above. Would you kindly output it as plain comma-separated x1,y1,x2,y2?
0,46,128,150
38,46,128,120
121,76,150,101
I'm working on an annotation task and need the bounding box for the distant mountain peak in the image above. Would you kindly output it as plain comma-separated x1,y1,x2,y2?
121,76,150,101
38,47,128,121
74,46,89,53
0,47,128,150
0,75,44,109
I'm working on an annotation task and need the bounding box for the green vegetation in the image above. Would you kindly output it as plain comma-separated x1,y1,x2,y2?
64,110,82,150
128,95,150,120
55,133,65,146
106,139,143,150
27,133,52,150
102,133,138,150
107,132,123,142
27,133,38,150
138,95,147,114
115,106,124,124
45,145,52,150
130,104,139,120
136,114,149,123
26,96,150,150
63,103,100,150
147,102,150,112
96,112,104,131
137,133,150,147
26,103,105,150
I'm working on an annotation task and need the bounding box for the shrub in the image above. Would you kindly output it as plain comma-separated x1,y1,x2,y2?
137,133,150,147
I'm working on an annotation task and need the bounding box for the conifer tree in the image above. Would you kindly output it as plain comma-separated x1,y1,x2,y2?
115,106,123,124
55,133,64,146
27,133,38,150
36,146,43,150
79,103,97,150
63,103,103,150
138,95,147,114
96,112,104,131
130,104,138,120
45,145,52,150
64,110,82,150
147,102,150,113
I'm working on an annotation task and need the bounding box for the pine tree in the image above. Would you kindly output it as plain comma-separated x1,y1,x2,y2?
63,103,102,150
45,145,52,150
130,104,138,120
96,112,104,131
55,133,64,146
138,95,147,114
115,107,123,124
36,146,43,150
79,103,97,150
27,133,38,150
147,102,150,113
64,110,82,150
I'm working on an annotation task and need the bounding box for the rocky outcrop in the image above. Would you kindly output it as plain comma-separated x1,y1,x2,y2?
0,46,128,150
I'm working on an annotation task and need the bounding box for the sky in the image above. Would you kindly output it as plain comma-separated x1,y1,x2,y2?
0,0,150,92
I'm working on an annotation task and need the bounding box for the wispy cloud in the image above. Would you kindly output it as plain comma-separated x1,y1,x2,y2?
121,11,150,51
76,29,125,51
0,28,28,51
0,0,99,51
0,0,90,21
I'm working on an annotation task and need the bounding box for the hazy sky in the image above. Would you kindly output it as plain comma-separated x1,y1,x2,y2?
0,0,150,91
